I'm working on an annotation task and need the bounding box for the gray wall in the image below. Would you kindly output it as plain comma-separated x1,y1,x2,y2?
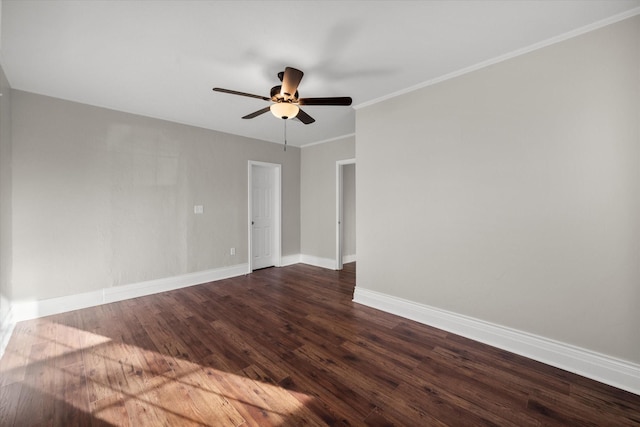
356,16,640,363
11,90,300,302
300,136,355,261
0,64,12,330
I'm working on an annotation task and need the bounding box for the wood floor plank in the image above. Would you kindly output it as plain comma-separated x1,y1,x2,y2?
394,381,516,426
435,333,574,395
208,319,291,382
292,342,400,409
1,262,639,426
0,381,21,426
241,364,327,426
203,365,286,426
13,340,57,425
90,392,129,427
412,352,539,426
431,344,571,399
0,343,28,388
137,316,191,362
54,362,92,427
279,349,378,421
276,374,362,426
569,382,640,424
178,368,246,426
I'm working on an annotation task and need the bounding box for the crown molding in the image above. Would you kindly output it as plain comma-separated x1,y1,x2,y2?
354,7,640,110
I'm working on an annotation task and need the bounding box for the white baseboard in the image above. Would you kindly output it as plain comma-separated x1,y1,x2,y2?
11,263,249,323
353,287,640,396
342,254,356,264
103,264,248,304
299,254,337,270
280,254,301,267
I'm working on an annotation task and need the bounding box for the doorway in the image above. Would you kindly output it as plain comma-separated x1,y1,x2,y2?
248,161,281,272
336,159,356,270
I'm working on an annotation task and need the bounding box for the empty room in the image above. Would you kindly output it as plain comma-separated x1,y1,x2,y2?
1,1,639,425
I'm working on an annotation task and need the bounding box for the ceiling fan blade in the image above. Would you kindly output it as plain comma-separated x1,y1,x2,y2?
280,67,304,98
242,106,271,119
295,108,315,125
298,97,353,106
213,87,270,101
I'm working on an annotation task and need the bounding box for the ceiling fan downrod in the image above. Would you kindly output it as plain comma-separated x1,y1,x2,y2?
283,118,287,152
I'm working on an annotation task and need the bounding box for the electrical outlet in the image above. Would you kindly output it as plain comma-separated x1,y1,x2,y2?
194,205,204,214
230,248,236,256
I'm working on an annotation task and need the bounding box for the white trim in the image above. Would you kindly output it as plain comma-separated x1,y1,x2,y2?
248,161,282,272
336,158,356,270
280,254,301,267
354,7,640,110
10,263,248,323
342,254,356,264
103,264,247,303
300,133,355,149
353,287,640,396
299,254,337,270
12,290,104,322
0,305,15,359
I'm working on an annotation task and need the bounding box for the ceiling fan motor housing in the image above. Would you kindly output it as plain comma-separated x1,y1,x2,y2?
270,85,298,102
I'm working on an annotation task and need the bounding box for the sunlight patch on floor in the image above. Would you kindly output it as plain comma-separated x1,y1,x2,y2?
1,319,316,425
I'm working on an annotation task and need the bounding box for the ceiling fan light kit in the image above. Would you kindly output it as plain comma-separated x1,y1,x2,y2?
213,66,352,125
270,102,299,120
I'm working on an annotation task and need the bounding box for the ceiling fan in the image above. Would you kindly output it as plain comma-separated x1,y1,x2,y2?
213,67,352,125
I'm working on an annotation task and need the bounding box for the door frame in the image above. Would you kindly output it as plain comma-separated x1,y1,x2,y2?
335,158,356,270
248,161,282,273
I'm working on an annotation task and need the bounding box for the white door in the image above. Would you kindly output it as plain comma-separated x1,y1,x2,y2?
250,163,278,270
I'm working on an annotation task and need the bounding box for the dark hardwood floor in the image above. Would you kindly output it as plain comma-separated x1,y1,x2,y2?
1,262,639,426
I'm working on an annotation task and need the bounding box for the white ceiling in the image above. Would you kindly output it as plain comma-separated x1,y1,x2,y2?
2,1,639,147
